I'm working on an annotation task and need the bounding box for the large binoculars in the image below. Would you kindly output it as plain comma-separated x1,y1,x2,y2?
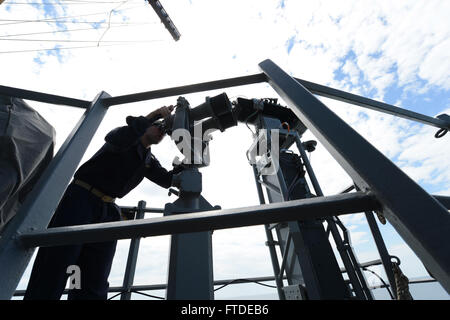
155,92,237,137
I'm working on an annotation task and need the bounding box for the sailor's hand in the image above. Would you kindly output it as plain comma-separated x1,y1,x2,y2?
146,105,174,120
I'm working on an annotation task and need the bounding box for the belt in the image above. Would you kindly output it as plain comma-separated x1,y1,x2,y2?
73,179,116,203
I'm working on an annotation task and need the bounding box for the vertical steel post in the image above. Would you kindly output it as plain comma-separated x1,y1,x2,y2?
120,200,146,300
165,169,215,300
259,59,450,293
0,92,110,300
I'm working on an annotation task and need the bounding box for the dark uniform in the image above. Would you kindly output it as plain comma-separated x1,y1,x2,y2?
24,115,180,300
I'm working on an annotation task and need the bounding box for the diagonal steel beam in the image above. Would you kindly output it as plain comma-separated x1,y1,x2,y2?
18,192,378,248
259,59,450,293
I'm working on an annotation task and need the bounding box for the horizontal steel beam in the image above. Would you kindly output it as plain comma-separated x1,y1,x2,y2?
19,192,379,248
102,73,267,106
294,78,450,130
259,59,450,293
2,73,447,131
0,84,90,108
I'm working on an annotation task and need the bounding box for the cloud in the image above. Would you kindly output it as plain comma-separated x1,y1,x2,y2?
281,0,450,99
3,0,449,299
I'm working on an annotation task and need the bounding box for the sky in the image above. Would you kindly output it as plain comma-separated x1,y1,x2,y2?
1,0,449,300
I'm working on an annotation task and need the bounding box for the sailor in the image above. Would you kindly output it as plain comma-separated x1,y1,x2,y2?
24,105,181,300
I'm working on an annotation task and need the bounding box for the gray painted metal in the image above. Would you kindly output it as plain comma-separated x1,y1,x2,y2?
166,230,214,299
165,195,215,300
119,206,164,214
0,84,90,108
120,200,146,300
286,220,351,299
292,133,369,299
165,168,215,300
251,165,286,300
102,74,267,106
259,59,450,293
434,195,450,209
0,92,110,300
253,117,351,299
294,78,450,130
340,186,450,210
102,72,450,129
19,192,378,247
278,233,291,280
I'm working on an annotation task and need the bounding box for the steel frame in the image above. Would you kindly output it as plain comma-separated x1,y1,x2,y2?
259,59,450,293
250,117,356,299
0,59,448,300
11,274,437,299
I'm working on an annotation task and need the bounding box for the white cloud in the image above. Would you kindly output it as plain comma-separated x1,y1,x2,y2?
2,0,449,299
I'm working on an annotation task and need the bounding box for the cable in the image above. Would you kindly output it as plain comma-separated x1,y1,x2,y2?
107,290,164,300
0,3,145,26
244,110,258,137
97,0,130,46
213,278,277,292
0,23,154,38
107,292,123,300
0,40,164,54
0,38,164,42
0,20,153,25
361,266,395,300
130,290,164,300
4,1,126,4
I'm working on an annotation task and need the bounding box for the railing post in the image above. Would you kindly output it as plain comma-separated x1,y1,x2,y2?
120,201,146,300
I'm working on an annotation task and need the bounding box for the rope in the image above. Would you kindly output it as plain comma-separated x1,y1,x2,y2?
375,211,387,225
392,262,413,300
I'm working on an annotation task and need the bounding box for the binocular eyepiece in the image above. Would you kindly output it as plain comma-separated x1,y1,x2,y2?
152,92,237,138
153,118,173,136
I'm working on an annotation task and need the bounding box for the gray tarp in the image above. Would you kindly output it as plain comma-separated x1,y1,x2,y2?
0,96,55,232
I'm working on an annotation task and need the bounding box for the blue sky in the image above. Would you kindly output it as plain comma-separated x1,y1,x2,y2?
1,0,449,300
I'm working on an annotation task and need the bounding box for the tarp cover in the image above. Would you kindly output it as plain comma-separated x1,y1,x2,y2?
0,96,55,232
